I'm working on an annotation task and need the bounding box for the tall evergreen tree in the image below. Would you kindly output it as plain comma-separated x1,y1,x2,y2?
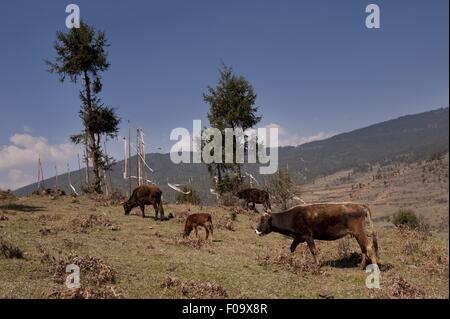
46,21,120,193
203,64,261,192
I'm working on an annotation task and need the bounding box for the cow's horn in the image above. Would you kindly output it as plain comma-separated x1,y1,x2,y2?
255,229,262,236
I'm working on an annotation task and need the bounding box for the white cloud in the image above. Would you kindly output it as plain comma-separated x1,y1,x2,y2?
23,125,32,133
0,134,79,190
263,123,335,147
0,169,34,191
0,134,78,170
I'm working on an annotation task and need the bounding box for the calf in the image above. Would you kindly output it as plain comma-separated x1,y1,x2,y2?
123,185,165,220
183,213,213,242
235,188,271,212
255,203,379,269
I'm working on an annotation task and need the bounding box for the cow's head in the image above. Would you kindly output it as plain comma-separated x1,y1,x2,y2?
123,201,133,215
234,190,243,199
255,212,272,236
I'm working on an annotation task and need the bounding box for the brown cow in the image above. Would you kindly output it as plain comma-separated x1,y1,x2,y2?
183,213,213,242
123,185,165,220
255,203,378,269
235,188,271,212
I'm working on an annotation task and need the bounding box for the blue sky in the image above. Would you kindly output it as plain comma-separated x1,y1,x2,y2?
0,0,448,189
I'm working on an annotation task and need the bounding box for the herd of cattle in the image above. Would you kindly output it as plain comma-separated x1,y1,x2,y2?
122,185,379,269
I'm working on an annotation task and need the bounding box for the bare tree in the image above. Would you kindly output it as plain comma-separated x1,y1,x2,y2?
266,169,295,210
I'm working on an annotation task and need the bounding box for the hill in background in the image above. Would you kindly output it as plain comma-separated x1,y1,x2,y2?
14,107,449,203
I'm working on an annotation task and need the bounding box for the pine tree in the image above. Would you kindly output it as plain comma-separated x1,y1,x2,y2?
46,21,120,193
203,64,261,193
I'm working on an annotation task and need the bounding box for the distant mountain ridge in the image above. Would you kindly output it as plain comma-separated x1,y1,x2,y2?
15,107,449,203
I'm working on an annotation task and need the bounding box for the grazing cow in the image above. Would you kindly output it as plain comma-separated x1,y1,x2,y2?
255,203,379,269
183,213,213,242
123,185,165,220
235,188,271,212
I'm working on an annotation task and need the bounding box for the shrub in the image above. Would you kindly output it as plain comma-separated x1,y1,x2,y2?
0,238,24,259
392,209,420,229
215,175,241,194
219,193,239,207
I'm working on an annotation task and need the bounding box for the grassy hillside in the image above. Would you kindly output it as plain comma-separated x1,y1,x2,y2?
0,195,448,299
299,153,449,231
14,108,449,204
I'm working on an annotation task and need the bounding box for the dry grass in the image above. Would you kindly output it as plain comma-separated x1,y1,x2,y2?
256,248,322,275
175,236,207,249
0,190,16,201
70,214,119,232
0,195,448,299
216,215,236,231
51,255,116,285
161,276,228,298
368,275,426,299
37,214,61,223
49,286,124,299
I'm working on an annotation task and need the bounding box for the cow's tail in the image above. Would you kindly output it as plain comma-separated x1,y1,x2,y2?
363,205,379,258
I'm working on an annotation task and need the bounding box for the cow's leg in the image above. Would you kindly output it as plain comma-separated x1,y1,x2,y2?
204,225,210,241
367,244,378,267
208,223,213,242
158,202,165,220
184,227,192,238
306,238,320,266
290,238,301,253
354,233,376,270
194,225,198,238
152,203,159,220
139,204,146,218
